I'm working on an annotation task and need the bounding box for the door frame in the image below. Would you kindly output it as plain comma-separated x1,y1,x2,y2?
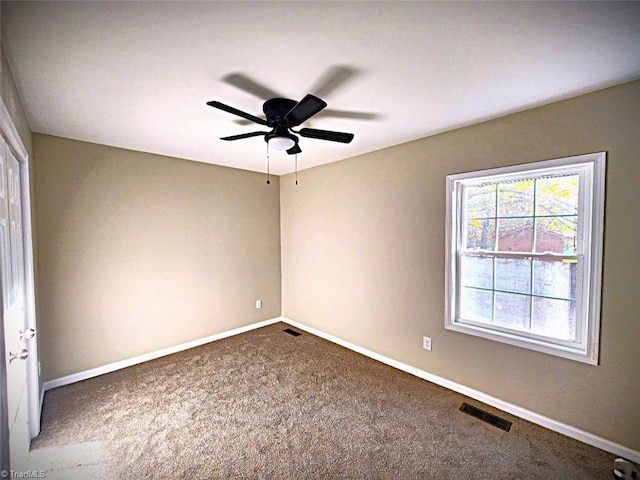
0,95,40,450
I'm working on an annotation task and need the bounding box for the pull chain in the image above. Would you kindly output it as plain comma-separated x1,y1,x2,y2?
266,142,271,185
266,144,299,186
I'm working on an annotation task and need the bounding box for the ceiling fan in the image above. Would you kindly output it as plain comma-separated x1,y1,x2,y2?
206,94,355,155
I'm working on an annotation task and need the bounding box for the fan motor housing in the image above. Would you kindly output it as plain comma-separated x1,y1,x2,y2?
263,98,297,124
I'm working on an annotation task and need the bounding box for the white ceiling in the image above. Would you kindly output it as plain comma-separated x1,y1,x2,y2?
2,1,640,175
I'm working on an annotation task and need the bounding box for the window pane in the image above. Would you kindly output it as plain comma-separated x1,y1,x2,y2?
495,257,531,294
465,219,496,250
460,255,493,289
497,218,533,252
494,292,530,330
465,184,496,219
459,287,493,324
535,216,577,254
498,179,534,217
532,297,576,340
533,259,576,300
535,175,579,217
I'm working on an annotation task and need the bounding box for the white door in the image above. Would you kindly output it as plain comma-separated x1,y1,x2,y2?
1,138,32,470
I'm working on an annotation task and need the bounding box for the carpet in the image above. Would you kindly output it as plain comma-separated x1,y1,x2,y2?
29,322,616,479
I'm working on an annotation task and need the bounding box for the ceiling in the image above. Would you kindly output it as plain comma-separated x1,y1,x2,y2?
2,1,640,176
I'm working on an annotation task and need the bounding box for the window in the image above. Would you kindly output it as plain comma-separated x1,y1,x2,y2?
445,153,605,364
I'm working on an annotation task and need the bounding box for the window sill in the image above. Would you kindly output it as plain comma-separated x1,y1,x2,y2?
445,320,598,365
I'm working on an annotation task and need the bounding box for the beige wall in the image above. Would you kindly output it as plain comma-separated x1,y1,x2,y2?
281,80,640,451
34,135,281,381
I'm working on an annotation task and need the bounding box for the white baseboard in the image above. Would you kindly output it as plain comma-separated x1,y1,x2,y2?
43,317,282,392
281,316,640,464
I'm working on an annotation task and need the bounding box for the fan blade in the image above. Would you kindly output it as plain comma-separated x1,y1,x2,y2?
222,73,283,100
316,109,381,121
299,128,354,144
309,65,361,98
284,94,327,126
220,131,269,141
287,144,302,155
207,100,268,126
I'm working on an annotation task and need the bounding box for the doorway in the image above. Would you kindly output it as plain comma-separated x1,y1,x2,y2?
0,96,40,471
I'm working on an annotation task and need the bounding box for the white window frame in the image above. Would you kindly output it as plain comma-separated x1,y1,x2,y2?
445,152,606,365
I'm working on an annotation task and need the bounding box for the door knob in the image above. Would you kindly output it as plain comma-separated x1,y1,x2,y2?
9,349,29,363
19,328,36,340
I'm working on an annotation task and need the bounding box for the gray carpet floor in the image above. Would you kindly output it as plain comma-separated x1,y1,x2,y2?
30,322,617,479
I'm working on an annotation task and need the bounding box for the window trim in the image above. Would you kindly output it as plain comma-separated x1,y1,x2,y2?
445,152,606,365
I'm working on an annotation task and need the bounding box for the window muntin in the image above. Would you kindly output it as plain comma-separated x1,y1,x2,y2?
445,153,605,364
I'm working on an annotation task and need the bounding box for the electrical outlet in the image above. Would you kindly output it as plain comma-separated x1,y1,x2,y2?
255,299,262,309
423,336,432,351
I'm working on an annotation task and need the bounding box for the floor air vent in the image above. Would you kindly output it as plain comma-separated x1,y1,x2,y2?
460,403,512,432
283,328,302,337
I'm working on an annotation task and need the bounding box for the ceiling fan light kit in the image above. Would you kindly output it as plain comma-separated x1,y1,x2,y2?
265,131,297,151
